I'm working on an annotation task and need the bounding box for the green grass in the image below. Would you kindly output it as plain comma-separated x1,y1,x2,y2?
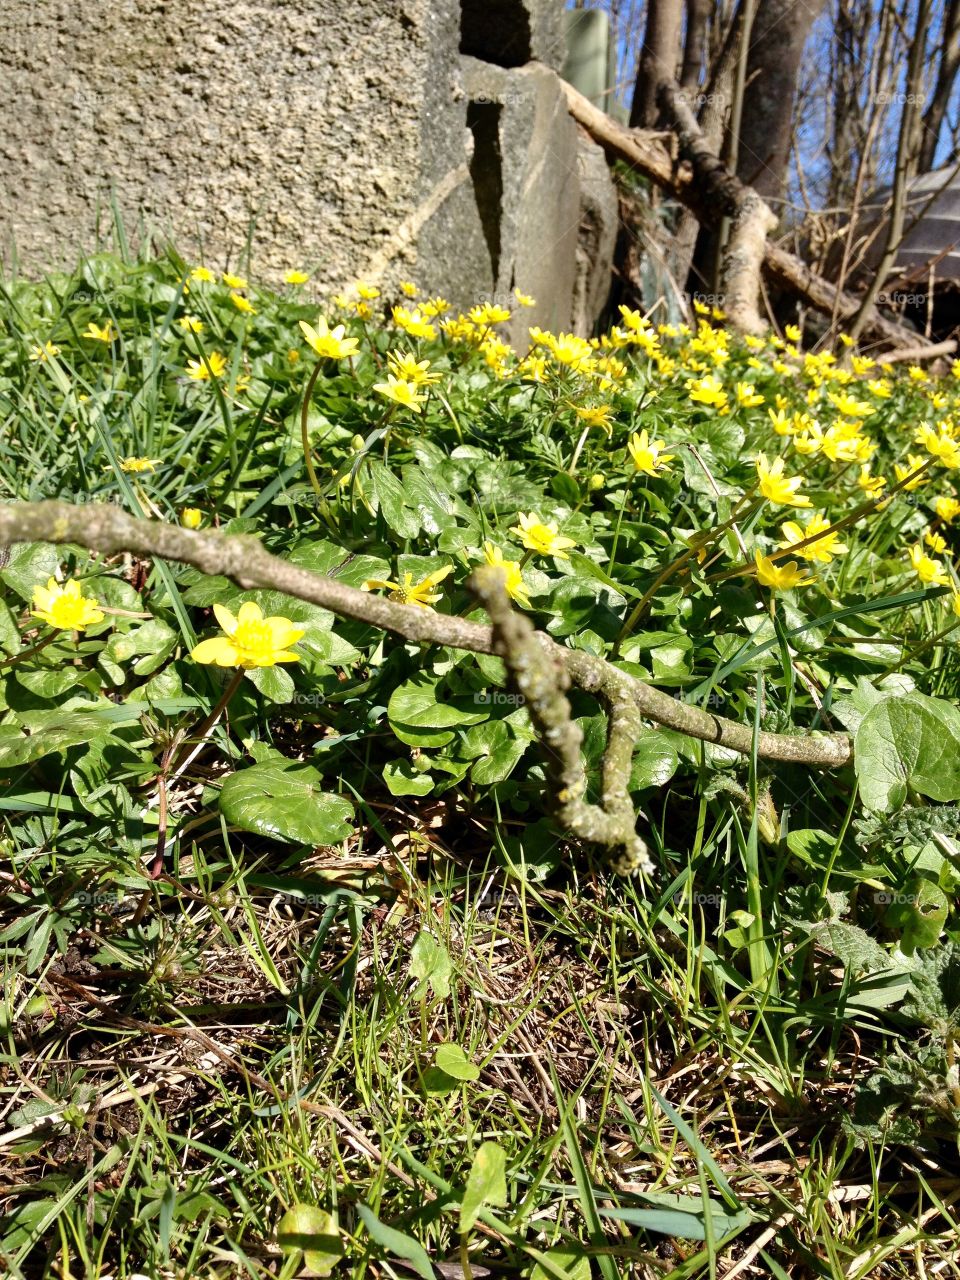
2,245,960,1277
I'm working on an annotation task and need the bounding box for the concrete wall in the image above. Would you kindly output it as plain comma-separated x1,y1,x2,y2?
0,0,615,333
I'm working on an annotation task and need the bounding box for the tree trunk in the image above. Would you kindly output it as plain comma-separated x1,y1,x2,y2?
560,75,955,356
918,0,960,173
734,0,826,207
630,0,684,127
680,0,712,91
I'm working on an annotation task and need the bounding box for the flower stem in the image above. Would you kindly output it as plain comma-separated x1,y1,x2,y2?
0,629,58,670
169,668,245,782
300,359,328,507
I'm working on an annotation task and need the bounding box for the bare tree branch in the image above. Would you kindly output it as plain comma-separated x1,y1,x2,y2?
659,79,777,332
0,501,853,775
560,75,955,356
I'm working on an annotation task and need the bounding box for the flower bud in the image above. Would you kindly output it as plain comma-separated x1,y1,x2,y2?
180,508,203,529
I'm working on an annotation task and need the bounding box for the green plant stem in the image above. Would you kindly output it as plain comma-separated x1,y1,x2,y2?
169,668,245,782
615,498,765,649
300,359,327,506
0,629,58,670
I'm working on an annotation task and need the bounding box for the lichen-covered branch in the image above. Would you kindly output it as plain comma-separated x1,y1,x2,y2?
658,80,779,335
559,76,954,358
469,565,653,875
0,501,852,769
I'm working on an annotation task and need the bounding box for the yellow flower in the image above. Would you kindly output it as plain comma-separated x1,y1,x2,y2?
178,315,204,333
469,303,511,325
916,425,960,468
754,551,814,591
190,266,215,283
120,457,161,473
866,378,891,398
857,465,887,500
362,565,453,608
545,332,594,371
909,543,950,587
828,391,872,418
186,351,227,381
838,332,854,347
356,283,381,300
735,382,764,408
399,280,418,298
926,530,948,553
287,348,300,364
84,321,116,343
756,454,812,508
229,291,256,314
784,324,802,343
894,455,929,491
386,351,441,385
31,577,105,632
510,513,576,559
299,317,360,360
518,354,548,382
181,507,203,529
952,590,960,617
482,543,531,608
779,514,848,564
573,403,615,433
688,374,728,409
284,269,310,285
768,408,795,436
851,355,875,375
908,365,928,382
628,429,675,477
391,306,436,340
222,273,248,290
935,496,960,523
30,340,61,362
420,296,451,317
372,375,428,413
514,289,536,307
191,601,304,668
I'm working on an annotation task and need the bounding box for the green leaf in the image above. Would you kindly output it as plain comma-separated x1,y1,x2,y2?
245,664,295,704
0,598,22,655
460,718,530,785
409,930,452,999
388,674,486,748
530,1248,592,1280
102,618,178,677
219,762,354,846
435,1043,480,1082
855,692,960,812
368,460,421,538
276,1204,342,1276
629,730,679,789
382,758,434,796
0,711,112,768
356,1204,435,1280
460,1140,508,1233
600,1197,754,1241
14,668,82,698
1,542,61,601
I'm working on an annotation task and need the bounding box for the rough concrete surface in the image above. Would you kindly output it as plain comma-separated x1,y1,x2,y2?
0,0,615,333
